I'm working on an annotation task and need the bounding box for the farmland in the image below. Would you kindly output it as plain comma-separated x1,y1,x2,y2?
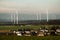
0,35,60,40
0,25,60,40
0,25,59,30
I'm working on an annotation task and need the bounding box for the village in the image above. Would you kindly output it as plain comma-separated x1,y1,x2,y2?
0,25,60,36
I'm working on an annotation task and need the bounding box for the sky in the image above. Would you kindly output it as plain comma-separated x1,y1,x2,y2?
0,0,60,21
0,0,60,13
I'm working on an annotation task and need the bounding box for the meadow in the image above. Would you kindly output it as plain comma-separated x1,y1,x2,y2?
0,35,60,40
0,25,60,40
0,25,57,30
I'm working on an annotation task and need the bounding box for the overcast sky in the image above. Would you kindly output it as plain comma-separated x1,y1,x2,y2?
0,0,60,21
0,0,60,13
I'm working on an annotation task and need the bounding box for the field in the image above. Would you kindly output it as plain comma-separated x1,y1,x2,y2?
0,25,60,40
0,25,58,30
0,35,60,40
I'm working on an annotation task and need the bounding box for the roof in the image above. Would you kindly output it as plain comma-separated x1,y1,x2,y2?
0,30,11,33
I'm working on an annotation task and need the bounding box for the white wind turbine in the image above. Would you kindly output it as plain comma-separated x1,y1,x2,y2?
11,12,13,23
37,11,39,21
40,8,42,21
10,12,13,24
9,8,13,24
15,10,18,24
9,8,19,24
46,8,49,22
13,11,16,24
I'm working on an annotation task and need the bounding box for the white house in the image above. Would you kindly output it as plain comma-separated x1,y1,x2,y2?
16,31,22,36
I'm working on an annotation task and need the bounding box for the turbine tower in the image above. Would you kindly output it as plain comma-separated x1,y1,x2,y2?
13,12,16,24
40,11,41,21
9,9,13,24
16,10,18,24
11,11,13,23
37,11,39,20
46,8,48,22
40,8,42,21
9,8,18,24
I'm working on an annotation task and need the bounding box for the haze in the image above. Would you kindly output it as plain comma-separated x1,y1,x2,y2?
0,0,60,13
0,0,60,21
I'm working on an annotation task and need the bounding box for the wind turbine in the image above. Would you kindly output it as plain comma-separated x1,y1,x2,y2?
9,8,13,24
46,8,48,22
40,8,42,21
9,8,19,25
37,11,39,21
16,10,18,24
10,11,13,24
40,11,41,21
13,11,16,24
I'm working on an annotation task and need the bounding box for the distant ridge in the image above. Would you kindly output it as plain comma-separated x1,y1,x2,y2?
0,19,60,25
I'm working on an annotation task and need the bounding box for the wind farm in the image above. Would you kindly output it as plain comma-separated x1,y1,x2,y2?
0,8,60,25
0,8,60,40
0,0,60,40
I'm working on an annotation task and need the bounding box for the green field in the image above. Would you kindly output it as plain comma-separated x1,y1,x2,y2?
0,25,60,40
0,35,60,40
0,25,59,30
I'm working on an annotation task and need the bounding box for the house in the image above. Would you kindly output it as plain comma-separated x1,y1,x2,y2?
56,29,60,35
40,29,45,33
37,29,49,36
25,25,31,27
44,29,49,36
15,31,22,36
0,30,13,35
24,31,31,36
30,30,38,36
37,31,44,36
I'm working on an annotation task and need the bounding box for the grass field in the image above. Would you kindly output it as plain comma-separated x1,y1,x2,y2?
0,35,60,40
0,25,58,30
0,25,60,40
